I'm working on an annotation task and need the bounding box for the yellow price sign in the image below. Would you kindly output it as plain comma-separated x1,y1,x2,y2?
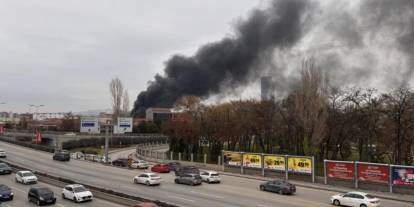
243,153,262,168
264,155,286,171
288,157,312,174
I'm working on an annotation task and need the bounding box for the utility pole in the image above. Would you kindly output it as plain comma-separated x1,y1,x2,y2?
104,120,112,164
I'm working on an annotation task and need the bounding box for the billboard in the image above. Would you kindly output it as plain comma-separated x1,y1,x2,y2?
358,163,389,184
326,161,355,180
243,153,262,168
116,117,133,134
392,166,414,187
223,151,241,166
80,117,100,133
264,155,286,171
288,157,312,174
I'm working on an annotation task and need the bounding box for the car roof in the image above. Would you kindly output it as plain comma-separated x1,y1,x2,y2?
347,191,368,195
203,170,218,173
31,186,50,190
18,170,32,173
66,184,84,188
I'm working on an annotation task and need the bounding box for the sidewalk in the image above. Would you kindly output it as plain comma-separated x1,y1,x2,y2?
136,146,414,204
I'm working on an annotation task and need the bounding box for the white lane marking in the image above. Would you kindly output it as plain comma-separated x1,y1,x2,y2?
167,195,195,202
257,204,270,207
190,190,224,199
11,186,26,193
5,205,11,207
57,204,66,207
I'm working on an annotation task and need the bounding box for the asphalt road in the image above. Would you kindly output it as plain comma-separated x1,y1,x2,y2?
0,142,411,207
0,173,124,207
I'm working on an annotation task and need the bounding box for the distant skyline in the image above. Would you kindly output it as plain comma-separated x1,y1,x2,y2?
0,0,262,113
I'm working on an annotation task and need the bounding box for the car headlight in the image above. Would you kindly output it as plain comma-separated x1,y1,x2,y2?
10,193,13,195
0,194,3,197
39,197,44,201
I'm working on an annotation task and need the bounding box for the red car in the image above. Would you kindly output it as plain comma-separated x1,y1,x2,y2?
151,164,170,173
132,202,159,207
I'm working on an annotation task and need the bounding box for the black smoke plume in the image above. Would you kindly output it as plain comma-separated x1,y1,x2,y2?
132,0,310,117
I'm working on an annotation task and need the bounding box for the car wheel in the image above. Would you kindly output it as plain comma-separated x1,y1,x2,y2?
260,185,265,191
278,189,283,195
62,193,65,199
207,179,211,184
36,199,41,206
73,197,78,203
360,205,367,207
146,181,150,186
134,179,137,184
15,178,18,183
175,179,179,184
333,199,340,206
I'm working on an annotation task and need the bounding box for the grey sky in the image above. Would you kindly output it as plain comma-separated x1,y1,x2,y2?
0,0,262,113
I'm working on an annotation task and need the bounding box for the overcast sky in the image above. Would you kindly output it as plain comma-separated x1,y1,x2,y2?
0,0,262,113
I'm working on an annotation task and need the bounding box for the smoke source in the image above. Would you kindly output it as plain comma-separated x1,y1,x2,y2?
132,0,414,117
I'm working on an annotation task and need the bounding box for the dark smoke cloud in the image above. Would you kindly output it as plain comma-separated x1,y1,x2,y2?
132,0,311,116
132,0,414,117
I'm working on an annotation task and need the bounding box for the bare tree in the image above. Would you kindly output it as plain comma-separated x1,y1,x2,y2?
122,89,130,115
293,59,328,156
110,77,124,122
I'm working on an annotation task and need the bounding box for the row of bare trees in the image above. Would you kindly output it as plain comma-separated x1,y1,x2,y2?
162,62,414,165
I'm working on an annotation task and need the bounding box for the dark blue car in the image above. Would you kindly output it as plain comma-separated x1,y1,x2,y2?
0,184,13,201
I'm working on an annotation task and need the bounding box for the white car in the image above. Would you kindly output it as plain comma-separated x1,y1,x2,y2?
331,192,380,207
200,171,221,183
133,173,162,186
62,184,93,203
130,160,149,169
15,171,38,184
0,149,6,158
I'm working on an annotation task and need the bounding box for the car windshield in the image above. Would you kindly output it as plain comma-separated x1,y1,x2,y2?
211,173,219,176
22,172,34,177
38,188,52,195
73,186,87,192
0,163,8,167
150,174,159,178
365,194,375,199
0,185,10,191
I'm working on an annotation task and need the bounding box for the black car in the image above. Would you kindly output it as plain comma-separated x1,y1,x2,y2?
0,163,12,174
175,166,199,176
28,187,56,206
259,180,296,195
0,184,13,201
174,173,202,186
112,158,128,167
167,162,181,171
53,150,70,161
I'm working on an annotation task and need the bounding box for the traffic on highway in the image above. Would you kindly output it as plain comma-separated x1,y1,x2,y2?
0,143,411,207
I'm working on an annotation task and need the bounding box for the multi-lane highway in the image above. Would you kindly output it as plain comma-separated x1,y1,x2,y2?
0,173,124,207
0,142,412,207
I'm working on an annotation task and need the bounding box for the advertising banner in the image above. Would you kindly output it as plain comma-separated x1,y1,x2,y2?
264,155,286,171
288,157,312,174
358,163,389,184
80,117,100,134
116,117,133,134
392,166,414,187
243,153,262,168
327,161,355,180
223,151,241,166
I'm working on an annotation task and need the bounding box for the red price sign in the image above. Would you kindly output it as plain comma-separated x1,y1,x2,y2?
358,163,389,184
327,162,355,180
